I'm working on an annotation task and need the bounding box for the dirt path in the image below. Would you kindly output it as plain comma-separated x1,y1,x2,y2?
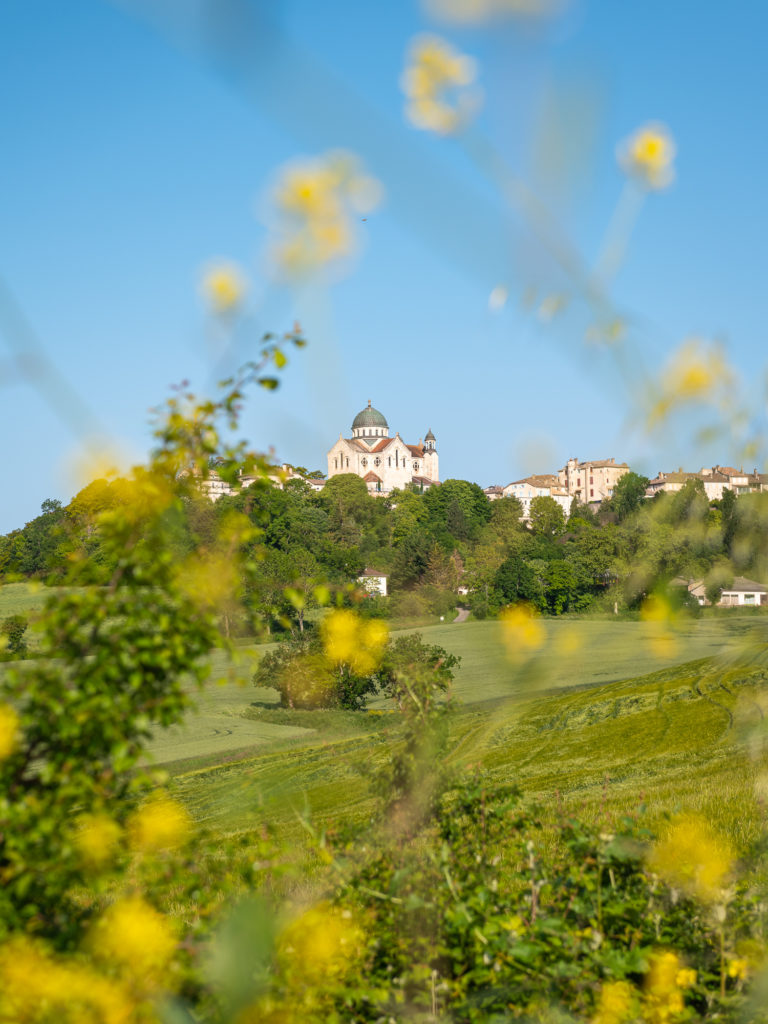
454,607,470,623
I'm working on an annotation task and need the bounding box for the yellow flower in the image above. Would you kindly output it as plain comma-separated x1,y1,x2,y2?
592,979,637,1024
268,151,381,278
127,794,191,853
90,897,176,981
643,951,690,1023
278,902,364,987
0,703,19,760
618,123,676,189
426,0,565,22
647,815,734,902
727,957,748,980
499,603,545,660
648,338,735,427
201,262,246,312
0,937,133,1024
73,813,122,870
321,610,388,675
401,35,479,134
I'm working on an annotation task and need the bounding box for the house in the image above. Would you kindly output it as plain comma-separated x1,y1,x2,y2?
502,475,571,520
685,577,768,607
357,569,388,597
717,577,768,607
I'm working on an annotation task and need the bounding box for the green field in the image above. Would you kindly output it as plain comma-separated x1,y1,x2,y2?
141,615,753,767
4,584,764,846
154,615,768,850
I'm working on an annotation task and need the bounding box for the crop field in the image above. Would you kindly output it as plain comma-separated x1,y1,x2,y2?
164,615,768,852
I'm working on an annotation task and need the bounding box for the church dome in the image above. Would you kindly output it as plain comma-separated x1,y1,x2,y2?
352,401,388,431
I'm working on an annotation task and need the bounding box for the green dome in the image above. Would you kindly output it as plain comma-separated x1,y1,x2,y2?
352,400,388,431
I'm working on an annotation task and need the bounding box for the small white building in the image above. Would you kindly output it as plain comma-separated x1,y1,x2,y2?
357,570,388,597
717,577,768,607
503,475,571,521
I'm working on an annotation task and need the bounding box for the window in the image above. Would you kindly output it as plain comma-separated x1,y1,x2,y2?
345,458,349,467
745,593,756,605
361,457,368,468
374,457,381,467
590,476,593,484
334,458,338,469
388,457,391,467
413,462,419,471
590,489,594,497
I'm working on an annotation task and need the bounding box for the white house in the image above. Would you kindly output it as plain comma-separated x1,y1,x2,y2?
357,569,388,597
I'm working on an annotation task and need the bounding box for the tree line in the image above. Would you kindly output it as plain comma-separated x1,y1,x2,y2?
1,469,765,629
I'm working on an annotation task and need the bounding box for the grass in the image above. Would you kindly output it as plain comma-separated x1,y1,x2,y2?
163,615,768,852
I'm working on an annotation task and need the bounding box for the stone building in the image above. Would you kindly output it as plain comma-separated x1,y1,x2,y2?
327,401,439,494
558,457,630,503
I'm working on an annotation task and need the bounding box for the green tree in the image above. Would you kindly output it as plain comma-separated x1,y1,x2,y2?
607,471,650,522
529,495,566,537
1,615,28,657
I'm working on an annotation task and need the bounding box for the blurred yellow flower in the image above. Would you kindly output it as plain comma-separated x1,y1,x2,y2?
127,794,191,854
401,35,479,134
322,610,388,675
649,339,734,427
500,603,545,660
73,813,122,870
201,262,246,313
268,151,381,278
592,979,637,1024
0,703,19,760
0,937,132,1024
647,815,734,902
279,902,364,987
618,123,676,190
426,0,565,21
91,897,176,981
727,957,748,980
643,951,694,1023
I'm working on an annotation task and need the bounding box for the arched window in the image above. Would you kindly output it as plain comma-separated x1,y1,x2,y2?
388,457,391,466
374,457,381,467
413,462,419,472
361,457,368,468
345,457,349,467
334,458,338,469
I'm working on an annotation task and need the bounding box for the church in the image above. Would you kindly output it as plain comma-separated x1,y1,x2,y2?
327,401,439,494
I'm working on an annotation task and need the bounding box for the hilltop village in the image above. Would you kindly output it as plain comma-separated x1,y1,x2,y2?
200,400,768,520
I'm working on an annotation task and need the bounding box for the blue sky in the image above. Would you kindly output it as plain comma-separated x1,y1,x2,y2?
1,0,767,532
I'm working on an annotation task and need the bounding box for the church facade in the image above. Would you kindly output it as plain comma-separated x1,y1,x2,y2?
327,401,439,494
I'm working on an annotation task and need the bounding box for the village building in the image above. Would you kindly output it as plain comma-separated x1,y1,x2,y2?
647,466,768,501
192,463,326,502
326,401,439,495
357,569,388,597
558,457,630,503
502,475,571,520
685,576,768,607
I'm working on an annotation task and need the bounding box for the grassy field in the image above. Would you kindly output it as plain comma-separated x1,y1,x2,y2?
162,615,768,852
142,614,757,765
5,581,765,848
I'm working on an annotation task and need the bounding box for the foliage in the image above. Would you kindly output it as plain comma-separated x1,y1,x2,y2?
1,614,28,657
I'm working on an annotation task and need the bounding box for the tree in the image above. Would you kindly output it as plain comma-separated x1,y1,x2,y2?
1,615,28,657
607,472,650,522
495,553,542,607
529,495,566,537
